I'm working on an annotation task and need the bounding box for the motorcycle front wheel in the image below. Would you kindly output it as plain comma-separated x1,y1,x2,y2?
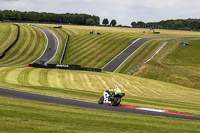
98,96,104,104
111,96,121,106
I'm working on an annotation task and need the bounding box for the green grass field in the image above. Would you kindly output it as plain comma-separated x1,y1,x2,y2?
1,97,200,133
1,24,200,132
134,39,200,89
0,24,47,65
0,23,18,55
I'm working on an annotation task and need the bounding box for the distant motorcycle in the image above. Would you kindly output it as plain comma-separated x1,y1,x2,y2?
98,87,125,106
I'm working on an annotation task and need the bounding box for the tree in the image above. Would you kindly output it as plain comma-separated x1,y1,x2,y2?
110,19,117,27
102,18,109,26
131,21,137,27
137,21,145,28
86,18,96,25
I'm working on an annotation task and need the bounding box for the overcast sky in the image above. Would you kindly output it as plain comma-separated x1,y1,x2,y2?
0,0,200,25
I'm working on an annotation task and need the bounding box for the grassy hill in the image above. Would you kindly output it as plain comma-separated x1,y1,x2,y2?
0,67,200,116
0,23,18,55
0,24,47,65
37,24,200,69
1,97,200,133
134,39,200,89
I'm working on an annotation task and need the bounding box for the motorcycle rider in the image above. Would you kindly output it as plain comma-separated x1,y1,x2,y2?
106,86,120,100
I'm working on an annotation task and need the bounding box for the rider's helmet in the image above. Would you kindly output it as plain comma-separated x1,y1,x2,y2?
114,86,122,95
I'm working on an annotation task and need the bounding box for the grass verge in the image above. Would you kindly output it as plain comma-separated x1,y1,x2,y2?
0,97,200,133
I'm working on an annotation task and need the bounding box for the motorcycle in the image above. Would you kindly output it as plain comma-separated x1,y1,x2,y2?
98,88,125,106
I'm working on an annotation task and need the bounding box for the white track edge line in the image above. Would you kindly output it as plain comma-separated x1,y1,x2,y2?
31,26,49,64
46,27,59,64
31,25,59,64
137,108,167,113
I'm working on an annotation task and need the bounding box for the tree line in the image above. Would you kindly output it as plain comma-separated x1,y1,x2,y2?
131,19,200,31
0,10,100,25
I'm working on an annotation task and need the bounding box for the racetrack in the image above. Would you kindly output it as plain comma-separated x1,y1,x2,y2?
0,87,199,120
1,26,199,121
102,37,168,72
33,25,59,64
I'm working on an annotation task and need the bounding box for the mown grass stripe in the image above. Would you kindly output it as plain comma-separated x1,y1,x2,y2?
28,68,43,86
84,35,135,68
68,32,113,54
67,34,104,54
39,69,50,87
0,67,15,83
0,24,17,54
75,35,124,66
10,26,35,64
78,34,134,67
66,33,119,64
25,26,45,63
18,68,33,85
5,68,25,85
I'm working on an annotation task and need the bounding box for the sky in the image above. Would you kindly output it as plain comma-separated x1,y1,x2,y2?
0,0,200,25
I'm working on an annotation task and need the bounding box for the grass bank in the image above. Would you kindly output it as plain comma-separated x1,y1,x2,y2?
0,24,47,65
0,67,200,116
134,39,200,89
0,23,18,55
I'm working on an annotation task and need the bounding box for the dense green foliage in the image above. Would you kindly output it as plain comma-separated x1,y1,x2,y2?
0,10,100,25
102,18,109,25
110,19,117,26
131,19,200,31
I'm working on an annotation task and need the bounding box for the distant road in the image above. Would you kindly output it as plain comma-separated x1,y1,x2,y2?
33,25,58,64
0,87,200,120
102,37,168,72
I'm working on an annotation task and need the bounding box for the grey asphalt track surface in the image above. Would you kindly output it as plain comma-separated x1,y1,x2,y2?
102,37,168,72
0,87,200,120
33,25,58,64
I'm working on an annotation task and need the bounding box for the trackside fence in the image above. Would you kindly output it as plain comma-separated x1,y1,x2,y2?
60,34,70,64
28,63,102,72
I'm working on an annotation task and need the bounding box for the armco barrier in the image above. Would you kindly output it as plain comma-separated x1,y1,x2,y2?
28,63,102,72
60,34,70,64
0,24,20,59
